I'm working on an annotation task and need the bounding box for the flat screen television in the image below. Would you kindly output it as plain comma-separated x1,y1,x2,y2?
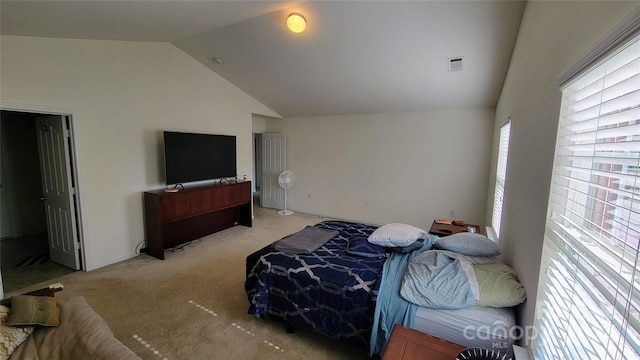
163,131,237,185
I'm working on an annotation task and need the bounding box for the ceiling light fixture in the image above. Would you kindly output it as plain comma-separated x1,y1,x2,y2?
286,13,306,33
212,57,223,65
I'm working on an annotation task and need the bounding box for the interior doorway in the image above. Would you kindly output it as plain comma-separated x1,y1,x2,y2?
0,109,84,294
260,132,286,211
253,133,262,206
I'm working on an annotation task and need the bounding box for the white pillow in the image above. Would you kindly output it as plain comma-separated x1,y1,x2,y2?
368,223,427,247
474,263,526,307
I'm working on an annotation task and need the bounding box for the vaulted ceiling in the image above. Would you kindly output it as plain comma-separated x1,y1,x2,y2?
1,1,526,118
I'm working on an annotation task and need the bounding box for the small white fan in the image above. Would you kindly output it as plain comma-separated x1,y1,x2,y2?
277,170,296,215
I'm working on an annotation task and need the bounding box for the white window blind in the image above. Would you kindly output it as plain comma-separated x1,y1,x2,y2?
492,120,511,238
533,33,640,360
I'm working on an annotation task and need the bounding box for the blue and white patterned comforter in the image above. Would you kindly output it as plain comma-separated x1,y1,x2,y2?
245,221,386,349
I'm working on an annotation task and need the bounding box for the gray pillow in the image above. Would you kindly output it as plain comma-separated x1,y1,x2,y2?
434,233,501,256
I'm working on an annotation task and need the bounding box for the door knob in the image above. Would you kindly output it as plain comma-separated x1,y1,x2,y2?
40,196,48,201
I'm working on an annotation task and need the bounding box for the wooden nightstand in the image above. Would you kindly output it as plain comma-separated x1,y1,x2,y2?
429,220,481,237
381,325,465,360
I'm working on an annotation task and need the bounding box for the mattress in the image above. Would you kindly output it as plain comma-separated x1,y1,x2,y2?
411,304,515,356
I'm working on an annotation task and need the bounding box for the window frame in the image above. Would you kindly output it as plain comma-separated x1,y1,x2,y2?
533,7,640,358
490,118,511,241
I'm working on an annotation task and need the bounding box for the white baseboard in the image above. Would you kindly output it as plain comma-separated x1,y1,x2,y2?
512,345,532,360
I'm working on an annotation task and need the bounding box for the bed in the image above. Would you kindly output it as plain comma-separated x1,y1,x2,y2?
245,220,524,357
245,220,385,349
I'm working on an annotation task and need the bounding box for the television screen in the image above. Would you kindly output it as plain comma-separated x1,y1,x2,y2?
163,131,237,185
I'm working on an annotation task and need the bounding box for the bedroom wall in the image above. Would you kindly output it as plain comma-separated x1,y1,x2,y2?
0,35,279,270
486,0,638,335
266,109,495,230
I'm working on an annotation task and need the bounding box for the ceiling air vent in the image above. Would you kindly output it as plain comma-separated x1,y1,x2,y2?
448,57,464,72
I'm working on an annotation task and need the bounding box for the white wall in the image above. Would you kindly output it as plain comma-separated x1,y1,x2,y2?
487,0,638,333
266,109,495,229
0,35,279,270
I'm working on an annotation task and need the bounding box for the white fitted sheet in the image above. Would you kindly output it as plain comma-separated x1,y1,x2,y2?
411,305,516,356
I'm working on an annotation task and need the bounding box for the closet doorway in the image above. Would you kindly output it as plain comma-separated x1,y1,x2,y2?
0,109,84,294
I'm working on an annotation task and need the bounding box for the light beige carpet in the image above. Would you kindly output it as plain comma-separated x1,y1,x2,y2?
5,207,371,360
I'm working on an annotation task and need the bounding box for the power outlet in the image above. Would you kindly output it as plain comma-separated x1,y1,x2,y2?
449,209,455,218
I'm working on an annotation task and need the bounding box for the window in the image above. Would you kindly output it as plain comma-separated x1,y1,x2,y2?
492,120,511,238
533,28,640,360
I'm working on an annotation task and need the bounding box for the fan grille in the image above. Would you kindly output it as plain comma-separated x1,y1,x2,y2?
278,171,296,189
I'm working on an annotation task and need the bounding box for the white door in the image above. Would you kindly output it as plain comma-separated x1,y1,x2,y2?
35,116,80,270
261,133,286,210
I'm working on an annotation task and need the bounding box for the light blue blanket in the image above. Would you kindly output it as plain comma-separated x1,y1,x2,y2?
369,236,436,356
370,242,499,356
400,250,477,309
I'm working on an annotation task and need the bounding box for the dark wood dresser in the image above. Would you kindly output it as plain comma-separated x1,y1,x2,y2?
143,181,252,259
